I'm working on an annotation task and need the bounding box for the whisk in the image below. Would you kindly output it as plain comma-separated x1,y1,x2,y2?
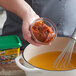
53,28,76,69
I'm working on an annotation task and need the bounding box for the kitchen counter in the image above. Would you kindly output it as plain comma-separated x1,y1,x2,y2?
0,61,25,76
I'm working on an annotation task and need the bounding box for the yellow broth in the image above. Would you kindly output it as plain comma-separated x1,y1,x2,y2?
28,51,76,71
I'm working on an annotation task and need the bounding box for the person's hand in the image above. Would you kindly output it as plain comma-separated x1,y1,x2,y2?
22,10,41,46
0,0,41,46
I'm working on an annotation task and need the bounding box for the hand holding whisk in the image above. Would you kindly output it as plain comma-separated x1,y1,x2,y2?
53,28,76,69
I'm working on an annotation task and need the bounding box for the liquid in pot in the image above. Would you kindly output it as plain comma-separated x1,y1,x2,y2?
28,51,76,71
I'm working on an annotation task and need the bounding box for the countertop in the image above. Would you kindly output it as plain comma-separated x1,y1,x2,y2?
0,61,25,76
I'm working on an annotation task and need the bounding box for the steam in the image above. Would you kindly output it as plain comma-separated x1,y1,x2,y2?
63,0,76,35
41,0,76,36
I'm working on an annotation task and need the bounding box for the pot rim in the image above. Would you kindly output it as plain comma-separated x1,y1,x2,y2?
22,37,76,72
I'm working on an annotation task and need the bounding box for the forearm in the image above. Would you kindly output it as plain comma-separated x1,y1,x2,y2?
0,0,35,19
0,0,40,46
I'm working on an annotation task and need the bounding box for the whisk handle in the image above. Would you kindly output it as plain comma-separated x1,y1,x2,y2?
72,28,76,40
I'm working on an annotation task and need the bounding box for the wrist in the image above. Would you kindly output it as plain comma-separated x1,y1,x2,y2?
21,8,36,21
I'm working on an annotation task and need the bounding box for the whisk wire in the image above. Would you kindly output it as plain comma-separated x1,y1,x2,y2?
60,43,73,68
53,41,71,67
67,39,75,64
53,39,76,69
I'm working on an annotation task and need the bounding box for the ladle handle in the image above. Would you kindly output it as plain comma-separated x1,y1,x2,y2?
15,54,40,72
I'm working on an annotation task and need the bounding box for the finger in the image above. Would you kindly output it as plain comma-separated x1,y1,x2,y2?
22,23,39,46
48,43,51,46
22,22,30,31
23,31,41,46
24,30,31,37
27,38,41,46
23,33,41,46
22,22,31,37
